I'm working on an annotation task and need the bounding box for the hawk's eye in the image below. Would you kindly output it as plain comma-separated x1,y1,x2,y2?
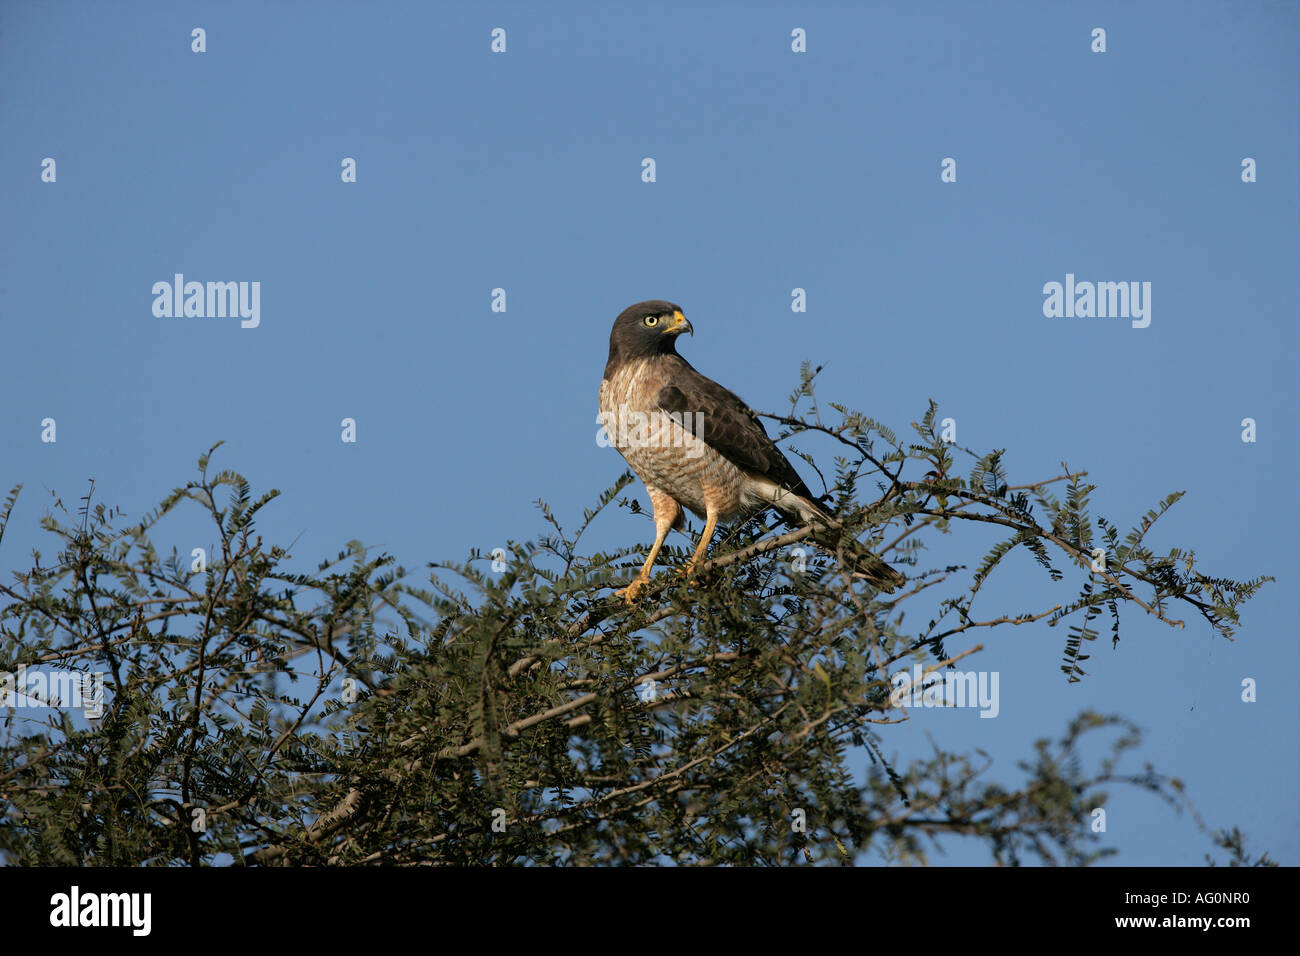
643,315,659,328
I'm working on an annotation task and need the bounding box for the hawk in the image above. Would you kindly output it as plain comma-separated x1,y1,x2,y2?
598,299,905,600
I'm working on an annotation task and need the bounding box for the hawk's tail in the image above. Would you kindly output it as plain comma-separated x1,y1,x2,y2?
761,485,906,594
811,528,906,593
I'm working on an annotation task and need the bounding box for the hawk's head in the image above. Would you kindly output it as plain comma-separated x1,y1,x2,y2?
607,300,693,368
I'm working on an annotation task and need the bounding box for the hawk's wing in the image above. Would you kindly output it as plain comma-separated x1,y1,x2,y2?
656,355,816,500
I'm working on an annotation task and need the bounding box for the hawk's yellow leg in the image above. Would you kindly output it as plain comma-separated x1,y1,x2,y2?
680,506,719,584
618,493,682,602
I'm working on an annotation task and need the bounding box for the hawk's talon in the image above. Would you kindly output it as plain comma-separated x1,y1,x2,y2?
616,577,651,602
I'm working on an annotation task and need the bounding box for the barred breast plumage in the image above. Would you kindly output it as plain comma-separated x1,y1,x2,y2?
599,355,748,521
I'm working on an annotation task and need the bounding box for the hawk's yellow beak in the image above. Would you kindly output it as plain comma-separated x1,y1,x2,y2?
666,310,693,336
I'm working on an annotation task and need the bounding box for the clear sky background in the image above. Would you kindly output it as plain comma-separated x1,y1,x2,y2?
2,1,1296,865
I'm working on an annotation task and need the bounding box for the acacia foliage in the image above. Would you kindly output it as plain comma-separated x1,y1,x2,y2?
0,391,1273,866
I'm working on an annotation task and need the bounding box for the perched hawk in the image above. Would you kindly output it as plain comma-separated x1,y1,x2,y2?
598,299,905,600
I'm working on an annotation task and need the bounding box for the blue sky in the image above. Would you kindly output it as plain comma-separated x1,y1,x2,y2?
1,1,1296,865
